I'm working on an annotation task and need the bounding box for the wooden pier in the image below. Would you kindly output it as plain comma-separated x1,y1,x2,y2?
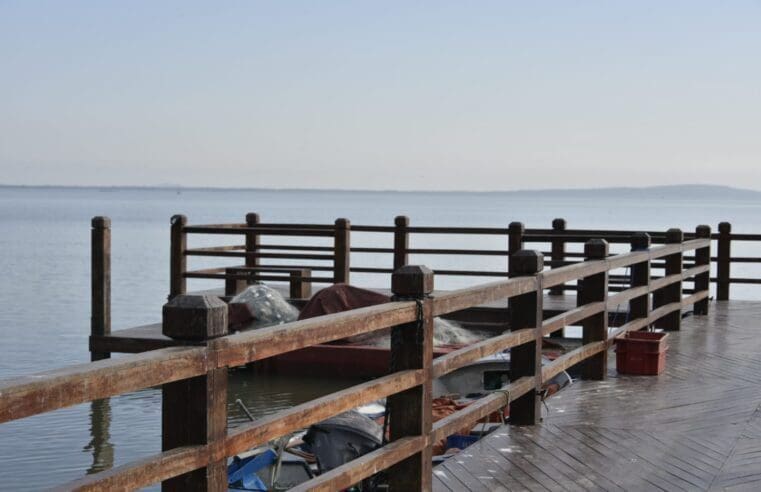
2,214,760,491
433,300,761,491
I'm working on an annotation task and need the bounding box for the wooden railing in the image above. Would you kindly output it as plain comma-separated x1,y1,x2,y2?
173,215,756,301
1,221,711,491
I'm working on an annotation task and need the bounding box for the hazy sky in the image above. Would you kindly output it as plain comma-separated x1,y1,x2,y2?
1,1,760,190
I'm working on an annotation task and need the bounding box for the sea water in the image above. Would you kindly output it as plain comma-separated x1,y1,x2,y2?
1,185,759,490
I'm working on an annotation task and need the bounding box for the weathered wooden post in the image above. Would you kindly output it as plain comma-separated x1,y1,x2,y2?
91,216,111,361
508,250,543,425
717,222,731,301
334,218,351,284
549,218,566,296
629,233,651,326
580,239,609,380
507,222,525,275
694,225,712,315
661,228,684,331
161,295,228,491
245,213,260,274
393,215,410,271
169,214,187,300
387,265,434,491
290,268,312,299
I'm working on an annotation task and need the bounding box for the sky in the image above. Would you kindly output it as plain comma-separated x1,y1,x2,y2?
1,1,760,191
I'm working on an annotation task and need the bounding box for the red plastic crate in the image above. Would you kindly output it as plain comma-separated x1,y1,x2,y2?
615,331,669,375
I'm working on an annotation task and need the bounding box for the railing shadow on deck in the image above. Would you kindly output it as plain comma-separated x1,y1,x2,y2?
0,222,712,491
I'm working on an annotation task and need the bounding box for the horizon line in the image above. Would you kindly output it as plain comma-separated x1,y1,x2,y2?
1,182,761,195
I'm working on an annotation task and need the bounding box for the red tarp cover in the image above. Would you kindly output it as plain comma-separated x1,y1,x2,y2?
298,283,390,320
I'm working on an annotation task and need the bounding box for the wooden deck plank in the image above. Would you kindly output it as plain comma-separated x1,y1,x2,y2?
434,301,761,491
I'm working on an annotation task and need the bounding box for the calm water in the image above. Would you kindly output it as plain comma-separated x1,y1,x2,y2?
1,186,760,490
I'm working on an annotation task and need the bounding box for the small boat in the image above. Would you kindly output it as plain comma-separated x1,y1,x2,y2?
435,352,572,399
228,408,383,491
228,448,314,491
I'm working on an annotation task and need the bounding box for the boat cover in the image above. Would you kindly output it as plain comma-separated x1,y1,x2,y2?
298,284,389,321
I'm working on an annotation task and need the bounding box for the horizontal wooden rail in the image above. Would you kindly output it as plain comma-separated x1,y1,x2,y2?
349,267,395,274
729,233,761,241
727,257,761,263
290,436,426,492
185,249,335,260
606,285,649,309
542,341,607,382
403,226,510,235
351,247,395,253
57,445,209,492
431,376,535,444
183,226,335,237
186,272,334,283
432,277,537,316
432,328,535,378
259,244,334,251
249,223,336,230
542,302,606,336
431,269,509,277
408,248,511,256
728,277,761,285
0,347,206,424
350,225,395,233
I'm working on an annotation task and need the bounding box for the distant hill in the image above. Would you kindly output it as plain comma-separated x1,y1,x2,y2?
502,185,761,200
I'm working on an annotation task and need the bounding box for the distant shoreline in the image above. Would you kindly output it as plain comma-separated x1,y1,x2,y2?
1,183,760,198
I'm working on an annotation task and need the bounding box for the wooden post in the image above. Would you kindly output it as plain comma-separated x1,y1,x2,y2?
393,215,410,271
334,218,351,284
694,225,711,315
245,213,260,275
629,233,651,326
388,265,434,491
91,216,111,361
662,228,684,331
161,295,228,491
224,268,246,297
290,268,312,299
508,250,543,425
717,222,731,301
507,222,526,315
507,222,525,276
169,214,187,300
580,239,609,380
549,218,566,296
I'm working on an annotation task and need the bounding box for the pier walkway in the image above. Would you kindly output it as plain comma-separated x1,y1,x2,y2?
433,300,761,491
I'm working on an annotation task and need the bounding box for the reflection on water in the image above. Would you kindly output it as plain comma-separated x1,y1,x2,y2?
226,366,365,428
84,399,114,474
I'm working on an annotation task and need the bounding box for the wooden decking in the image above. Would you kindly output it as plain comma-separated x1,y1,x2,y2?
434,300,761,491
